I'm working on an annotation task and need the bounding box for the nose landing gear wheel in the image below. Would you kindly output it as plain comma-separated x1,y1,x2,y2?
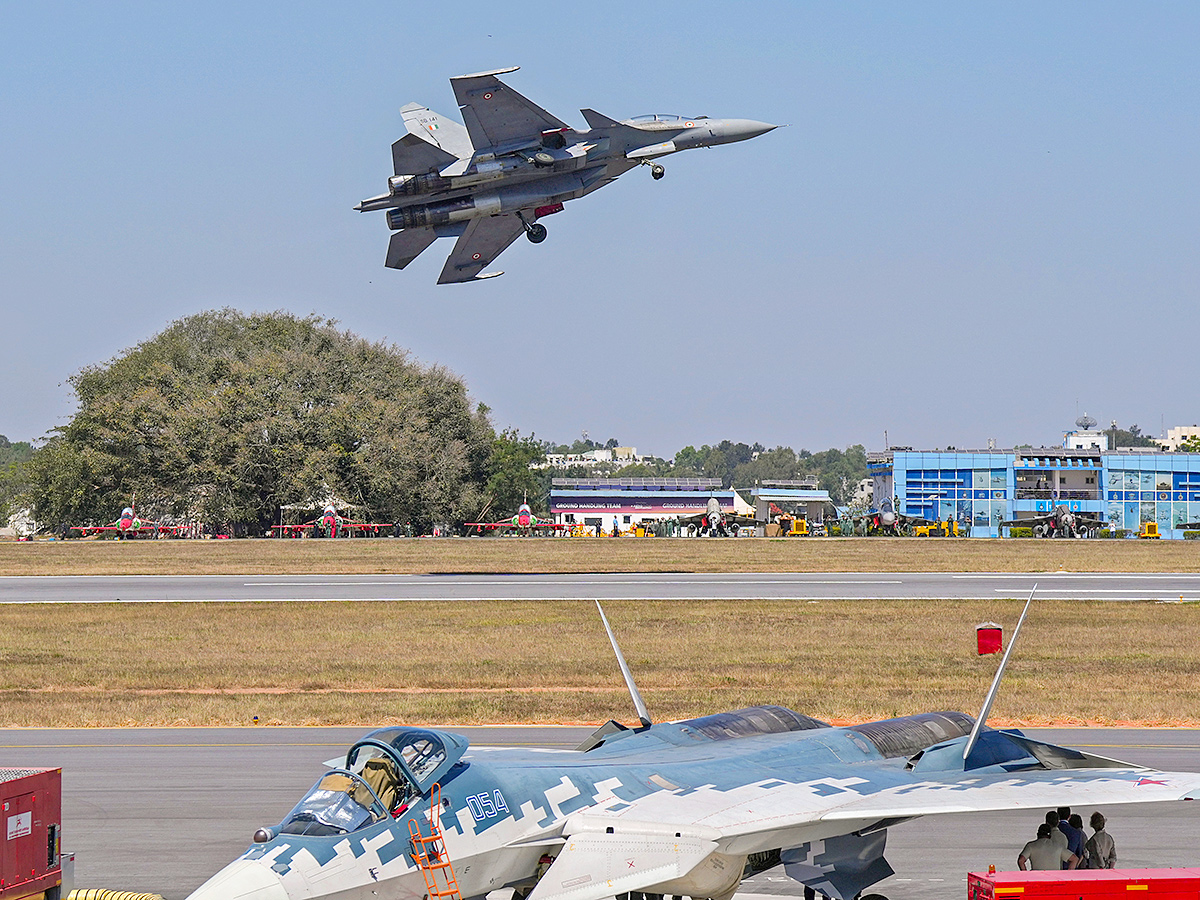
651,164,665,180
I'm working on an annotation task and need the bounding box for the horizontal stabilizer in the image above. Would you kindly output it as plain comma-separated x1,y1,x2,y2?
385,228,438,270
391,133,457,175
526,831,716,900
580,108,619,129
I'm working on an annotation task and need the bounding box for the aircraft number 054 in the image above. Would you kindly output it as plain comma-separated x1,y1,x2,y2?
465,791,509,821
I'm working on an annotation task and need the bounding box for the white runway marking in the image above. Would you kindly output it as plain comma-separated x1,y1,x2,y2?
245,579,905,586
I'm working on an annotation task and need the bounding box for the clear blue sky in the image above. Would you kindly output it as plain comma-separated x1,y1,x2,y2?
3,2,1198,456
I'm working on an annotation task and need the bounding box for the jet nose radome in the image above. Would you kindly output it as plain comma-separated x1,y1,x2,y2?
721,119,777,143
185,860,289,900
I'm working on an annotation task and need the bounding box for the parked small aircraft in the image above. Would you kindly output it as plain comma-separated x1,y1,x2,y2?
677,497,755,537
66,504,171,539
186,594,1200,900
1001,505,1106,538
356,67,776,283
466,503,567,535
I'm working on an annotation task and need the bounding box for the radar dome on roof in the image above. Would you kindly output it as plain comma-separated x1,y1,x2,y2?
1076,413,1098,431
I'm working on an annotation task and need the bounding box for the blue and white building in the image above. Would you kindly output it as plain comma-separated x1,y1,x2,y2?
869,448,1200,538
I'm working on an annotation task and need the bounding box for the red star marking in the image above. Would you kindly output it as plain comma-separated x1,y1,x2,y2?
1136,777,1168,786
627,860,636,868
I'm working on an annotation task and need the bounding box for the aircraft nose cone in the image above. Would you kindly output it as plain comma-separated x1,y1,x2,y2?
723,119,777,142
185,860,289,900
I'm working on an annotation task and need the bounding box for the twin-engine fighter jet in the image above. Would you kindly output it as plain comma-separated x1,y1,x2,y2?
186,597,1200,900
356,67,776,283
1001,505,1106,538
677,496,756,536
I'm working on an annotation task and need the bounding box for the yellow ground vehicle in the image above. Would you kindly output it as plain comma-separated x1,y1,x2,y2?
912,520,960,537
1139,521,1162,539
783,516,809,537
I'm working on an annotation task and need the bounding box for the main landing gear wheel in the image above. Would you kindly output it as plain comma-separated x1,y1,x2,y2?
516,211,548,243
651,163,665,180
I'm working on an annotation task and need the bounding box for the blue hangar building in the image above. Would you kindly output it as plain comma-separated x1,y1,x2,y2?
868,448,1200,538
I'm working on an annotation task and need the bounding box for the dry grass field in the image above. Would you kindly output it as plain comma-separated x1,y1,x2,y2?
0,536,1198,575
1,599,1197,727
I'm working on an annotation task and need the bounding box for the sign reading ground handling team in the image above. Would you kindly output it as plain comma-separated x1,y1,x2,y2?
6,811,31,839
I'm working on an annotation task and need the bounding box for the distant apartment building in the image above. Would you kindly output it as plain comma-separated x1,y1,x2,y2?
533,446,647,469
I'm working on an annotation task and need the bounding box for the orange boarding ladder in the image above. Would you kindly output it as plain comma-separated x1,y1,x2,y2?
408,783,462,900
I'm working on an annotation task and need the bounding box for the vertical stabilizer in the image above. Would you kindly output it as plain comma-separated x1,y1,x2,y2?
596,601,652,728
400,102,473,159
962,584,1037,761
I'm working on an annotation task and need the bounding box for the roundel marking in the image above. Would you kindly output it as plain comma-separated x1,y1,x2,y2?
685,121,694,128
483,92,493,100
472,252,482,261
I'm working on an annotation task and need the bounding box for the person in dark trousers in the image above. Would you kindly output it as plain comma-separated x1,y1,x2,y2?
1057,806,1084,866
1085,812,1117,868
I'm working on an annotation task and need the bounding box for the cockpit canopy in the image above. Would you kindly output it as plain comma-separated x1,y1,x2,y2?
628,114,702,124
347,727,469,795
277,728,469,838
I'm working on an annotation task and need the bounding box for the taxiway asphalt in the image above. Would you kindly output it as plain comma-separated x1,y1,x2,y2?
1,727,1197,900
3,572,1200,602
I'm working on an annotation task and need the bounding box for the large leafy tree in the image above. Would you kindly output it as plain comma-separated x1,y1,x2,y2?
480,429,546,520
24,310,494,532
0,435,34,522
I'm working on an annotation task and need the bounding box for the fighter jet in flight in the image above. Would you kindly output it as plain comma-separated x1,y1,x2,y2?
356,67,777,284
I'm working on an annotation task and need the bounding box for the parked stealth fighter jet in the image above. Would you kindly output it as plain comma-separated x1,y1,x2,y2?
186,598,1200,900
355,67,777,284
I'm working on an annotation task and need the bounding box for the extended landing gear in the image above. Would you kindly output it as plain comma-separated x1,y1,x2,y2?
639,159,666,180
517,212,548,244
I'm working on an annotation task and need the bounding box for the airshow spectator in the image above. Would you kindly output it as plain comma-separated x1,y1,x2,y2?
1019,823,1079,871
1045,810,1068,852
1058,807,1085,864
1085,812,1117,869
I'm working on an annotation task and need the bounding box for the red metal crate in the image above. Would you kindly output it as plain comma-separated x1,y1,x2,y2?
969,868,1200,900
1,769,62,900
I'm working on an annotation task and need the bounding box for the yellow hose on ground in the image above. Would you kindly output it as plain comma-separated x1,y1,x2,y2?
69,890,164,900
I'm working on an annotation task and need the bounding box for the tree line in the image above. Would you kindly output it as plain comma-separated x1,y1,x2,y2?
40,308,1182,531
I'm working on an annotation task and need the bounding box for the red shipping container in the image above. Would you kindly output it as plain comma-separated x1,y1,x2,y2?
969,868,1200,900
977,622,1003,655
1,768,62,900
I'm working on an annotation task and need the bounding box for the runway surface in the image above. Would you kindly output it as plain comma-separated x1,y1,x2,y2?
1,727,1197,900
3,572,1200,602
